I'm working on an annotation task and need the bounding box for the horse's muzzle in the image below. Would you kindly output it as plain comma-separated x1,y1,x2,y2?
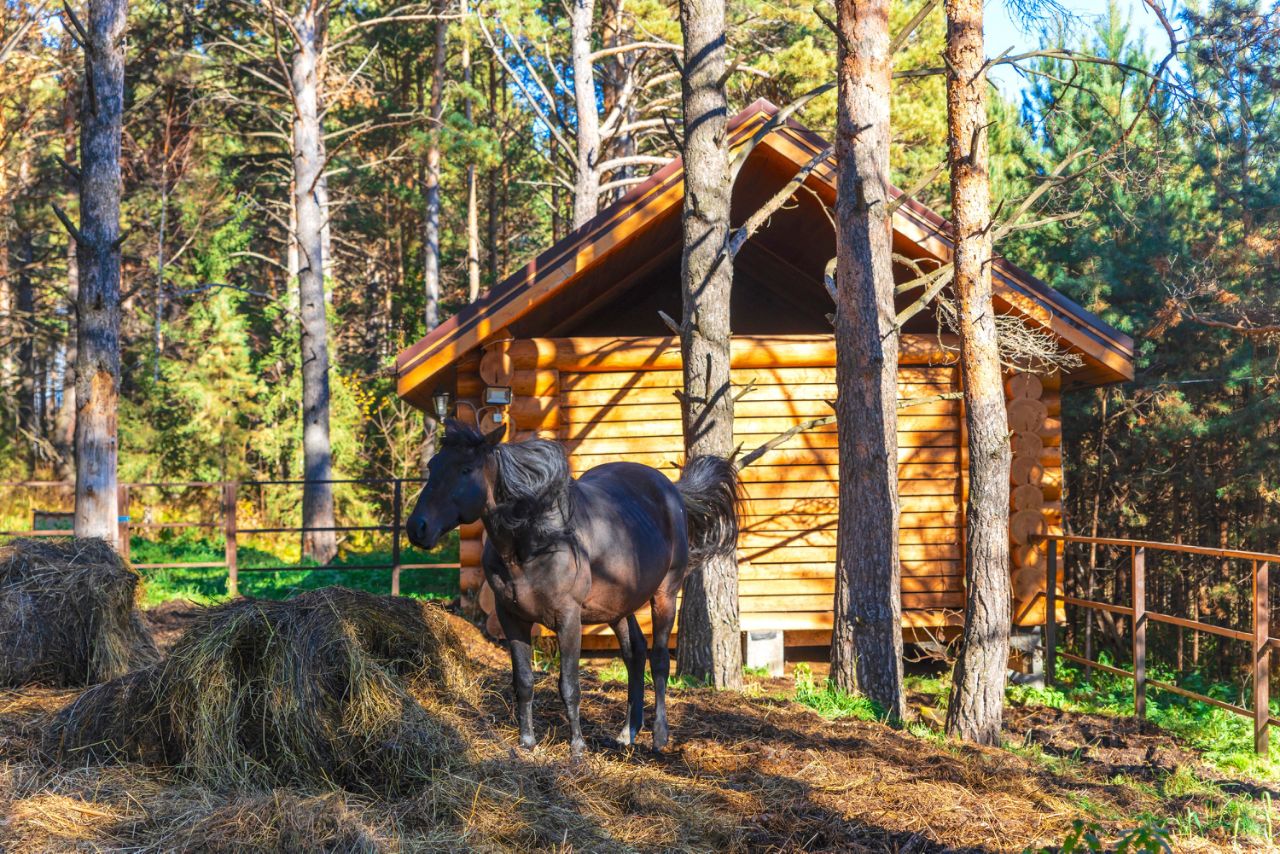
406,515,437,550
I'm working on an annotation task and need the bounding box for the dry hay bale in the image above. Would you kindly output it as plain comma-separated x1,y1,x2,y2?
0,538,159,688
47,587,479,793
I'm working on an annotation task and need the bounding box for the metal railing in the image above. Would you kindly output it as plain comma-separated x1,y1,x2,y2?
0,478,459,598
1038,534,1277,755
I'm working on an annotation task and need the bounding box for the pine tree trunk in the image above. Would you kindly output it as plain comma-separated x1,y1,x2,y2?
55,71,79,481
829,0,905,719
423,9,447,329
73,0,127,544
674,0,741,691
462,3,481,302
943,0,1011,746
569,0,600,228
291,4,338,564
16,228,36,475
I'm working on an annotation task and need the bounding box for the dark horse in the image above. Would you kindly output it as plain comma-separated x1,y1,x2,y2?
406,420,740,755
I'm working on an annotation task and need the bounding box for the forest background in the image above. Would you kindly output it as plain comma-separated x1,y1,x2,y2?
0,0,1276,587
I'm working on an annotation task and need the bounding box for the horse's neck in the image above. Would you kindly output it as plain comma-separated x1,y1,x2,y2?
481,480,577,564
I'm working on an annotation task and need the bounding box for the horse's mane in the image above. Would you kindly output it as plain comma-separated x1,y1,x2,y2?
445,422,578,559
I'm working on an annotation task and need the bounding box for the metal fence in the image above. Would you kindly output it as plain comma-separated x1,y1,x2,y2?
0,478,459,597
1038,534,1277,755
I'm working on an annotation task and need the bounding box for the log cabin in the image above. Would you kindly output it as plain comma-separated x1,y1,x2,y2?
395,100,1135,650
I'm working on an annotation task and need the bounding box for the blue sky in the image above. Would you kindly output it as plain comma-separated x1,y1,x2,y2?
984,0,1171,96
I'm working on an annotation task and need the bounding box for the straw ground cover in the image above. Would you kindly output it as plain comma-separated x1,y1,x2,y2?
0,599,1274,851
0,538,158,688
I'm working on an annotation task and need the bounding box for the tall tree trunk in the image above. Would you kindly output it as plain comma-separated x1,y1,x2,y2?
462,1,481,302
56,78,80,482
829,0,905,719
15,228,35,474
674,0,741,690
291,4,338,564
423,9,447,329
943,0,1011,746
569,0,600,228
71,0,127,544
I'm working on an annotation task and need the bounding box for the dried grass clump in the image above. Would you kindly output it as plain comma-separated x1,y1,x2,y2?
0,538,159,688
47,587,478,792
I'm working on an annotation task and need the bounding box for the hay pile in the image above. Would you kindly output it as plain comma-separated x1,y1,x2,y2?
0,538,159,688
47,587,478,792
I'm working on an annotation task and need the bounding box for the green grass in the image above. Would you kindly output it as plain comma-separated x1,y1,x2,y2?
128,531,460,606
1005,661,1280,778
791,663,883,721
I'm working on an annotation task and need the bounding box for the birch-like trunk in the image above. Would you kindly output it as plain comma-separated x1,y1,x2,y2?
675,0,741,690
291,4,338,564
72,0,127,544
943,0,1012,746
569,0,600,229
423,10,447,328
55,79,79,482
830,0,905,719
462,2,481,301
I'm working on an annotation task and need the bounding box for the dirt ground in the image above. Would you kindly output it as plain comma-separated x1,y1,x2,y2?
0,604,1273,852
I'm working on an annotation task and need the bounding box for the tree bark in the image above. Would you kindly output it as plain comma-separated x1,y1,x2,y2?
56,76,79,482
674,0,741,690
72,0,128,544
829,0,905,719
423,7,447,329
943,0,1012,746
569,0,600,228
462,1,481,302
291,3,338,564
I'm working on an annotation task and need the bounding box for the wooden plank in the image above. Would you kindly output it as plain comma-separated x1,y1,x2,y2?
558,364,956,391
741,592,963,612
739,481,960,508
560,381,958,407
561,397,959,421
739,575,960,596
560,413,956,441
566,446,961,469
540,334,958,372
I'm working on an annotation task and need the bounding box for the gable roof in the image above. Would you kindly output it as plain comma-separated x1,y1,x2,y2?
397,100,1134,407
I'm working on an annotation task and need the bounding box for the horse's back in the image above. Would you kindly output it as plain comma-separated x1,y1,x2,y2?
573,462,688,622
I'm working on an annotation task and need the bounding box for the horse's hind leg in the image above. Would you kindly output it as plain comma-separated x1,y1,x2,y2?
610,614,647,746
649,590,678,750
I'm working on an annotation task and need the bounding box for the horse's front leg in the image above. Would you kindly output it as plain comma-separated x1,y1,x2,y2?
555,606,586,757
496,606,536,750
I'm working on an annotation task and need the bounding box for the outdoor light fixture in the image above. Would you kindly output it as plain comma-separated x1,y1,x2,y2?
432,389,452,420
484,386,513,406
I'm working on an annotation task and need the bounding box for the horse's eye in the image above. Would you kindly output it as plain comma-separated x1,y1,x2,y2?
461,466,474,474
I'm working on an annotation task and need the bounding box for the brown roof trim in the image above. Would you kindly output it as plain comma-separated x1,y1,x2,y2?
397,99,1135,398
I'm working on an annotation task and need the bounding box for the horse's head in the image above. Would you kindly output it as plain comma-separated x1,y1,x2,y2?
406,418,506,549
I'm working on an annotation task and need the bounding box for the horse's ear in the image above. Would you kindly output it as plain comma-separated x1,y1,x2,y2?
443,417,465,436
483,421,507,446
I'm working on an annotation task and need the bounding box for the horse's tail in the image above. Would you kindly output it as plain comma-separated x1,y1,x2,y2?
675,455,742,568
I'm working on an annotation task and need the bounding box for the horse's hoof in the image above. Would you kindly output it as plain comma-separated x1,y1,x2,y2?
615,727,635,748
652,728,669,752
519,734,537,750
570,738,587,759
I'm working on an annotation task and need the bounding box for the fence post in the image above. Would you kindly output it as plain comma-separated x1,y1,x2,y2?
391,478,402,597
223,482,238,598
116,484,130,560
1132,546,1146,719
1045,538,1057,687
1255,560,1270,756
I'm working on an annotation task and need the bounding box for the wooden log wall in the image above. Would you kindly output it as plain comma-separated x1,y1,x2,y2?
455,335,964,646
1006,369,1064,626
456,334,1064,646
